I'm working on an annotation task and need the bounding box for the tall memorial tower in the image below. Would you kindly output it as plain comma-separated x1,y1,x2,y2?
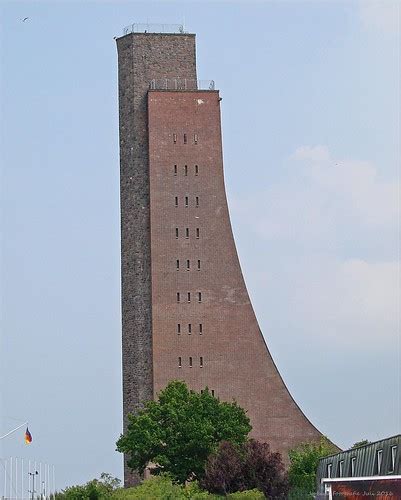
116,24,322,486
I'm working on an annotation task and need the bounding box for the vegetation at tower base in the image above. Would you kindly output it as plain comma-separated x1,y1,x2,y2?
201,440,289,498
116,380,252,483
54,473,121,499
351,438,371,448
287,437,337,497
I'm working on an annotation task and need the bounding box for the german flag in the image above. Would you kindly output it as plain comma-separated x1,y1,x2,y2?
24,427,32,444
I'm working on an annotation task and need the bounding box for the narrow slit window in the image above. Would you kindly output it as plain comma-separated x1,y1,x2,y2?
351,457,356,477
173,133,177,144
175,227,179,239
196,228,200,239
198,292,202,302
339,460,344,477
176,259,180,270
174,164,177,175
187,292,191,302
390,446,397,472
184,165,188,176
195,165,199,175
185,196,189,207
177,324,181,334
200,356,203,367
186,228,189,238
186,259,190,270
188,324,192,334
178,356,182,367
175,196,178,207
376,450,383,475
177,292,180,303
197,260,201,270
189,356,192,367
199,323,203,334
194,134,198,144
183,133,187,144
211,390,215,397
327,464,332,478
195,196,199,207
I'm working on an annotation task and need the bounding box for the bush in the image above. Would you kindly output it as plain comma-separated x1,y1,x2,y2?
288,437,338,495
56,473,120,499
111,475,263,499
202,440,288,498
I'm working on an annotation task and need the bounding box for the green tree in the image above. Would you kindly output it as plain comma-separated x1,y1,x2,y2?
116,380,252,483
55,473,121,500
351,439,370,448
288,438,337,496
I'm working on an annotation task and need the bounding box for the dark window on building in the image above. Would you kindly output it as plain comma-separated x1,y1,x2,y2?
177,324,181,334
188,324,192,334
185,196,188,207
186,259,190,270
178,356,182,367
211,390,215,397
196,228,200,239
200,356,203,367
176,259,180,270
187,292,191,302
175,196,178,207
186,228,189,238
338,460,344,477
174,164,177,175
177,292,180,302
390,446,397,473
194,134,198,144
183,134,187,144
197,260,201,270
327,464,332,478
195,165,199,175
173,133,177,144
350,457,356,477
175,227,179,238
184,165,188,176
189,356,192,367
195,196,199,207
375,450,383,475
199,323,203,334
198,292,202,302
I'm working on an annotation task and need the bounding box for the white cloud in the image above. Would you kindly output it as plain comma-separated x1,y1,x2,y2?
231,145,399,350
359,0,400,34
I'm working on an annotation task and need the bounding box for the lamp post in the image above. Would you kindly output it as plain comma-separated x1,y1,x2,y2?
29,470,38,500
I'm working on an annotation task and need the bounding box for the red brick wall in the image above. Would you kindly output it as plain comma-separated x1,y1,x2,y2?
148,90,322,462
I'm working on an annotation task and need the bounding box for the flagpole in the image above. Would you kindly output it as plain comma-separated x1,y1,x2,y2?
0,422,27,440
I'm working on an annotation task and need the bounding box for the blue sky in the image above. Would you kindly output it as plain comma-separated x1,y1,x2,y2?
0,0,399,491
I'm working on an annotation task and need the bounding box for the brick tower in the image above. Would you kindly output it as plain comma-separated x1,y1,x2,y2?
116,25,322,486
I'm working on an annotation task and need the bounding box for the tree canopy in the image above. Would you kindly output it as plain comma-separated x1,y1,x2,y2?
202,440,289,498
288,437,338,494
116,380,252,483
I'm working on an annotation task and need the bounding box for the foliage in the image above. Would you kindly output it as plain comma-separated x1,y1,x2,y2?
288,437,337,494
111,475,264,499
351,439,370,448
55,473,120,499
202,439,289,498
116,380,252,483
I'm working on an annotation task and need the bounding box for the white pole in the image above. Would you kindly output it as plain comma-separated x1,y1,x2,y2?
4,458,7,499
22,459,24,500
52,465,55,499
15,458,18,500
39,462,42,499
10,457,12,500
28,459,31,499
